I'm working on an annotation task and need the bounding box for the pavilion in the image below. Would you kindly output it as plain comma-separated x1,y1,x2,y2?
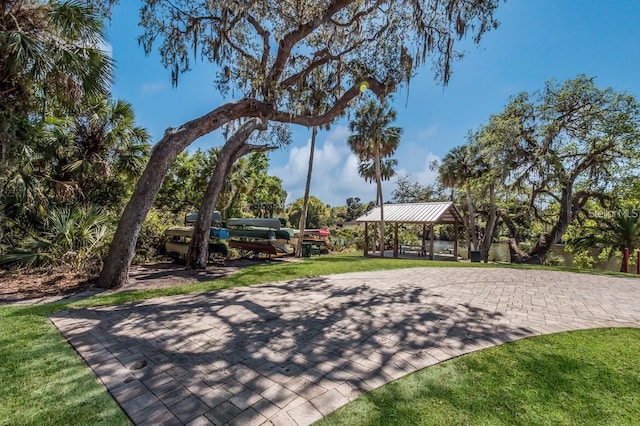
355,201,464,259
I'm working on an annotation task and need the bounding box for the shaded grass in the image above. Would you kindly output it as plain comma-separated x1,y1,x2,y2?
0,306,130,425
317,328,640,426
1,253,638,425
55,253,504,308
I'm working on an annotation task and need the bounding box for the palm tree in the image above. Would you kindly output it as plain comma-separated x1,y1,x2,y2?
439,145,477,252
438,142,490,254
297,69,334,256
568,209,640,272
1,0,113,163
0,0,113,105
219,153,267,219
46,98,150,205
348,101,402,257
356,158,399,184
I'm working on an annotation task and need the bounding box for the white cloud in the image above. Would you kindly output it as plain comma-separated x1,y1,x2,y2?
388,152,440,200
413,152,441,185
271,125,442,207
271,126,382,206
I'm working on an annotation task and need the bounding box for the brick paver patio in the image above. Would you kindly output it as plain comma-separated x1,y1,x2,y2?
51,267,640,425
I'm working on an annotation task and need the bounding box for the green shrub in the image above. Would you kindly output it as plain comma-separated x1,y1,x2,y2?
330,226,365,251
572,250,596,269
0,205,111,270
543,252,564,267
134,208,182,263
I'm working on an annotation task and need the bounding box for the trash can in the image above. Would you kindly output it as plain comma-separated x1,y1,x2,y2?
301,242,312,257
470,250,481,262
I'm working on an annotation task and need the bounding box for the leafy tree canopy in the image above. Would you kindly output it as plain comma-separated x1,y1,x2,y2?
1,0,114,163
442,75,640,263
96,0,504,287
288,195,330,229
92,0,500,120
392,175,442,203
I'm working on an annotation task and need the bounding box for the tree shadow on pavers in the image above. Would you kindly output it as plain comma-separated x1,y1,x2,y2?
126,262,235,283
50,275,536,419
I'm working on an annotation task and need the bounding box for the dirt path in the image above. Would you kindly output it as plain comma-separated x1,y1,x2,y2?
0,258,269,305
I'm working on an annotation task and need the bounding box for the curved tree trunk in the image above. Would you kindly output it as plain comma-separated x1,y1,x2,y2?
480,183,497,262
500,186,574,264
97,86,374,288
297,126,317,257
187,154,233,269
96,136,194,288
525,187,573,263
187,119,268,269
96,100,254,289
498,209,530,263
375,143,384,257
465,185,478,251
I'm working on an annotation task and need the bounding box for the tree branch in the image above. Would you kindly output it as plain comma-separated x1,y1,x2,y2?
245,13,270,71
329,0,385,27
570,139,619,181
243,143,278,153
279,22,389,90
268,77,388,126
266,0,353,93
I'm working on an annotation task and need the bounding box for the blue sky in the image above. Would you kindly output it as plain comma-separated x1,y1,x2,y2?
106,0,640,207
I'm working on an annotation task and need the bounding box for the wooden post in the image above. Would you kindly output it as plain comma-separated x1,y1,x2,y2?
364,222,369,256
393,223,399,258
622,247,630,272
637,251,640,275
454,222,458,259
429,223,435,260
422,224,427,257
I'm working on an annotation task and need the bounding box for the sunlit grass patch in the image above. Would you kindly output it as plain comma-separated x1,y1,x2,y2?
317,328,640,425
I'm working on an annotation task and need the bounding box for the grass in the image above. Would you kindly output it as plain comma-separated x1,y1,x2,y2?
317,328,640,426
0,305,130,425
0,252,638,425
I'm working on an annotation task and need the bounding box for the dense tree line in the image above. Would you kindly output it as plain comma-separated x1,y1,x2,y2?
0,1,289,270
439,75,640,267
0,1,146,269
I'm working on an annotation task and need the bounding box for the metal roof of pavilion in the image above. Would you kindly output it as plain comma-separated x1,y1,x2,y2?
355,202,463,224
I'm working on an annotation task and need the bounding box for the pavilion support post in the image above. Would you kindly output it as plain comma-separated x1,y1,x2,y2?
429,223,435,260
454,222,459,259
393,223,399,258
364,222,369,256
422,224,427,257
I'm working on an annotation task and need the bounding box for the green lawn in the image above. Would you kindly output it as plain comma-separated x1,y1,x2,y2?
317,328,640,426
1,253,638,425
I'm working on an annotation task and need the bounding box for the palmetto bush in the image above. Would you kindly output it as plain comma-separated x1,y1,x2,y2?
0,205,112,270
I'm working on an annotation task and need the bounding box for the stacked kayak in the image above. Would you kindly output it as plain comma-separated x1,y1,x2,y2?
228,227,294,240
164,214,302,260
227,218,295,257
164,211,229,259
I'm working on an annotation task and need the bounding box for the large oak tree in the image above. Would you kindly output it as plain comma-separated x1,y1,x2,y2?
96,0,502,288
443,75,640,264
